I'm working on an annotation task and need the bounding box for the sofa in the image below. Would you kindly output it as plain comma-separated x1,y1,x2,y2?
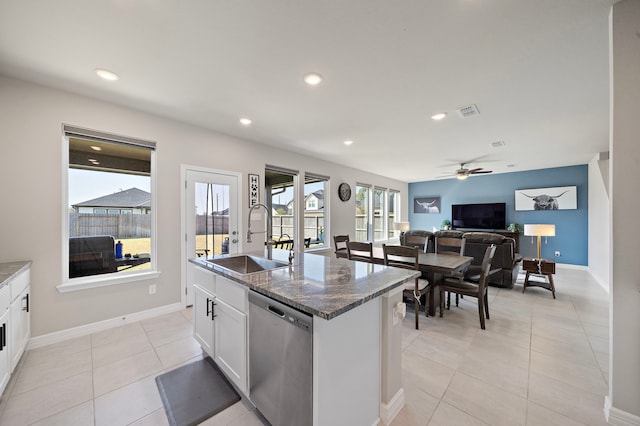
461,232,521,288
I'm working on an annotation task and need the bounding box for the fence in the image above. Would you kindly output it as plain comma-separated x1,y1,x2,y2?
273,215,325,241
70,213,151,238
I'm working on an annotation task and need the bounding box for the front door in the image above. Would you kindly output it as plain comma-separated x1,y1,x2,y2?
184,167,240,306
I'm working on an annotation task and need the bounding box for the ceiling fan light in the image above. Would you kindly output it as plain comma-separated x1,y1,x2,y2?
457,173,468,180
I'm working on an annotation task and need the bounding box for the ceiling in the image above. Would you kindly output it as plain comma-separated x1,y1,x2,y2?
0,0,614,182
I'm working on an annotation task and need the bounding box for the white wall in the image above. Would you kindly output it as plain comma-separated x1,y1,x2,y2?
0,76,407,337
608,0,640,421
588,154,610,291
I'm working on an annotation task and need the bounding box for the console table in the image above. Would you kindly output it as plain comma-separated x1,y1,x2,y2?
522,257,556,299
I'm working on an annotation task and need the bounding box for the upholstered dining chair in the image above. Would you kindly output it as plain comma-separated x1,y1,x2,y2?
438,244,496,329
333,235,349,258
383,244,430,329
435,231,466,309
346,241,374,263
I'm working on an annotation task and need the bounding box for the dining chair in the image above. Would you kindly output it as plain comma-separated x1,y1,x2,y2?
346,241,374,263
435,232,466,309
382,244,430,329
438,244,496,329
333,235,350,258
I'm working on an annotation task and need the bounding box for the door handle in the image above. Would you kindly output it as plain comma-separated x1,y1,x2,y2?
211,300,217,320
23,293,29,312
206,297,212,317
232,231,237,235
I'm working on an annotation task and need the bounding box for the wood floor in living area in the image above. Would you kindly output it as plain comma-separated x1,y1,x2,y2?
0,267,608,425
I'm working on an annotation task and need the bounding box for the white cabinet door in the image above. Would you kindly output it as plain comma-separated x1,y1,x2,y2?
10,285,29,370
0,308,10,396
214,298,247,393
193,284,215,357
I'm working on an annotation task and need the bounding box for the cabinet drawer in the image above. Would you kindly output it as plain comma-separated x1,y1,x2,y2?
192,266,215,294
216,277,247,313
10,268,30,301
0,284,9,310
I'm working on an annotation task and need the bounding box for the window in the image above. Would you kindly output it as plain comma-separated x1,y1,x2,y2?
266,165,297,242
373,187,386,241
388,190,399,238
62,125,156,288
355,184,371,241
304,173,329,249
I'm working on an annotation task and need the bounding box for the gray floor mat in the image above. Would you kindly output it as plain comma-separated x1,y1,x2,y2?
155,357,241,426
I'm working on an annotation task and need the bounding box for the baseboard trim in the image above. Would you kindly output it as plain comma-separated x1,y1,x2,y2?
379,387,405,425
27,302,184,350
555,263,588,271
605,396,640,425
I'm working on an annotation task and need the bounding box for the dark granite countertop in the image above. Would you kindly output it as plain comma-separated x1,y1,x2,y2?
0,261,32,289
190,250,419,320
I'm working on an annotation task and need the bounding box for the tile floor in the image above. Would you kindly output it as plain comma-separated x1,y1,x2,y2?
0,267,609,425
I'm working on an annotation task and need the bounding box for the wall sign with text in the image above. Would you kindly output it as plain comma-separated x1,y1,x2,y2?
249,173,259,207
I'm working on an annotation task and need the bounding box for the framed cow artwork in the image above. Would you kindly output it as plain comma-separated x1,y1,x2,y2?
515,186,577,211
414,196,441,214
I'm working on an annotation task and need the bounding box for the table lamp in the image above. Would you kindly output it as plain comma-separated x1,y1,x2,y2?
394,221,410,237
524,224,555,260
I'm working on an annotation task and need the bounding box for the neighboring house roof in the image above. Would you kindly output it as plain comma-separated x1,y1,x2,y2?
73,187,151,208
272,203,291,214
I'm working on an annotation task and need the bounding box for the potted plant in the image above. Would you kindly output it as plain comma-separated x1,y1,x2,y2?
441,219,452,230
507,222,524,234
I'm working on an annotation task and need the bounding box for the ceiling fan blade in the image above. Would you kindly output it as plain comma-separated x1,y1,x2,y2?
467,168,484,173
470,170,493,174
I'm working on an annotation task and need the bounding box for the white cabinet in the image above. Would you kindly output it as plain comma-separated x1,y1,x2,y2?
192,266,215,357
193,284,215,356
214,297,247,393
10,284,30,371
191,265,248,394
0,285,10,395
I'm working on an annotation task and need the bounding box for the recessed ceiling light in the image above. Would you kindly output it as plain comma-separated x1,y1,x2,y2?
90,146,102,151
303,72,323,86
431,112,447,121
343,140,354,146
95,69,119,81
88,158,100,164
239,117,252,126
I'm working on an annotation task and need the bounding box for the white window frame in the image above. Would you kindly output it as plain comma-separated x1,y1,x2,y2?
58,125,159,293
355,183,372,241
304,172,329,251
373,186,387,241
388,190,400,238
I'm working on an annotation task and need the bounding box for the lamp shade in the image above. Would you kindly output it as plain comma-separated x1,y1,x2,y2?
524,224,555,237
394,222,410,232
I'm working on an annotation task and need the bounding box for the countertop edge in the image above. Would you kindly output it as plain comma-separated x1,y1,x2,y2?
0,260,32,288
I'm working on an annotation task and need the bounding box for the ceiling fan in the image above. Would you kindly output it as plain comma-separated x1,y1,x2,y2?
453,162,493,180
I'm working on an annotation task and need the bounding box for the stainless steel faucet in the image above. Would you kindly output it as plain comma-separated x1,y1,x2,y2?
278,233,295,265
246,203,274,257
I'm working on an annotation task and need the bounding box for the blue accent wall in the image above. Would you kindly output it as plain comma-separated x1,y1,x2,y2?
408,165,588,265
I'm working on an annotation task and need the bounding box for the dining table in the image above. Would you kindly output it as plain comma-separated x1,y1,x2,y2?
370,246,473,315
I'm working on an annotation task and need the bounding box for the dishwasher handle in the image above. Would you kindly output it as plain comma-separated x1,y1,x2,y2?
267,304,285,318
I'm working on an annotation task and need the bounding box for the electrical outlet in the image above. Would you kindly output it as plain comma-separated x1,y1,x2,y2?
555,251,560,257
149,284,157,295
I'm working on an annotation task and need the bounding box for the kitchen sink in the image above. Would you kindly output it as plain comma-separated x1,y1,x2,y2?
206,255,289,274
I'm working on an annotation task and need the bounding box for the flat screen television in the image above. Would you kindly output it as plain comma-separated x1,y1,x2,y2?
451,202,506,230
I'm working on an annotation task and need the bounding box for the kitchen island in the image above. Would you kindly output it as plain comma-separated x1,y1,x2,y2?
190,249,418,426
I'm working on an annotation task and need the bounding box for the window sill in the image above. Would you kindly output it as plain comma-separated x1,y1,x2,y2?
57,270,161,293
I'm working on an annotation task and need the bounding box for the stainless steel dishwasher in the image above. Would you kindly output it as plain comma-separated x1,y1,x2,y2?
249,290,313,426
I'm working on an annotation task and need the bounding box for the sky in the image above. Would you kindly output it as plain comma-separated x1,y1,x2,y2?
68,169,150,207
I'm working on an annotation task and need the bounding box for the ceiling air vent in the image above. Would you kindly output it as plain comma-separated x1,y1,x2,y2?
490,140,505,148
456,104,480,118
